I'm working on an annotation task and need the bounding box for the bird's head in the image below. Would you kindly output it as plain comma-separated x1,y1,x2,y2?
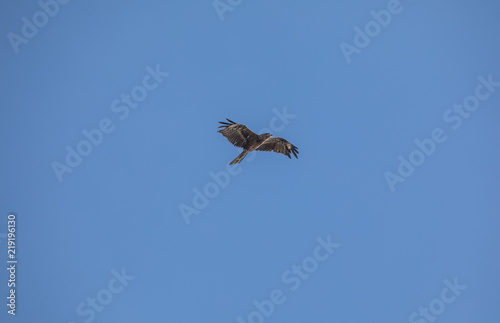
263,133,272,139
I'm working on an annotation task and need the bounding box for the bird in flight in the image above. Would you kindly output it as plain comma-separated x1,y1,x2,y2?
218,118,299,165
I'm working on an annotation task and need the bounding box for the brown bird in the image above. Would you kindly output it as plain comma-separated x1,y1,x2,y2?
218,118,299,165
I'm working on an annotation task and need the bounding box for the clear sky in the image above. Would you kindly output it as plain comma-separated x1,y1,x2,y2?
1,1,499,322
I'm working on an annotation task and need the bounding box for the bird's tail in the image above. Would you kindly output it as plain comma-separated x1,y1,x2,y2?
230,151,248,165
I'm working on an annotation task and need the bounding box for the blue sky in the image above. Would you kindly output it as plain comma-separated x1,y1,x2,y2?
1,1,499,322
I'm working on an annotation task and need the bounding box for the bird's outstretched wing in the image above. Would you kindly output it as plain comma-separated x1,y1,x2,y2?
218,118,259,148
256,137,299,159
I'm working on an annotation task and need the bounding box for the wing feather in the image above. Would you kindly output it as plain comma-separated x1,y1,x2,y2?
256,137,299,159
217,119,259,148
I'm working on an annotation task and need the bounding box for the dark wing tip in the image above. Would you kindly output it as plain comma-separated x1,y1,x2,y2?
218,118,236,126
218,118,237,129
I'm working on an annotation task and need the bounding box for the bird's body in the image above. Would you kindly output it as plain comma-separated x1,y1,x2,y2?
218,119,299,165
